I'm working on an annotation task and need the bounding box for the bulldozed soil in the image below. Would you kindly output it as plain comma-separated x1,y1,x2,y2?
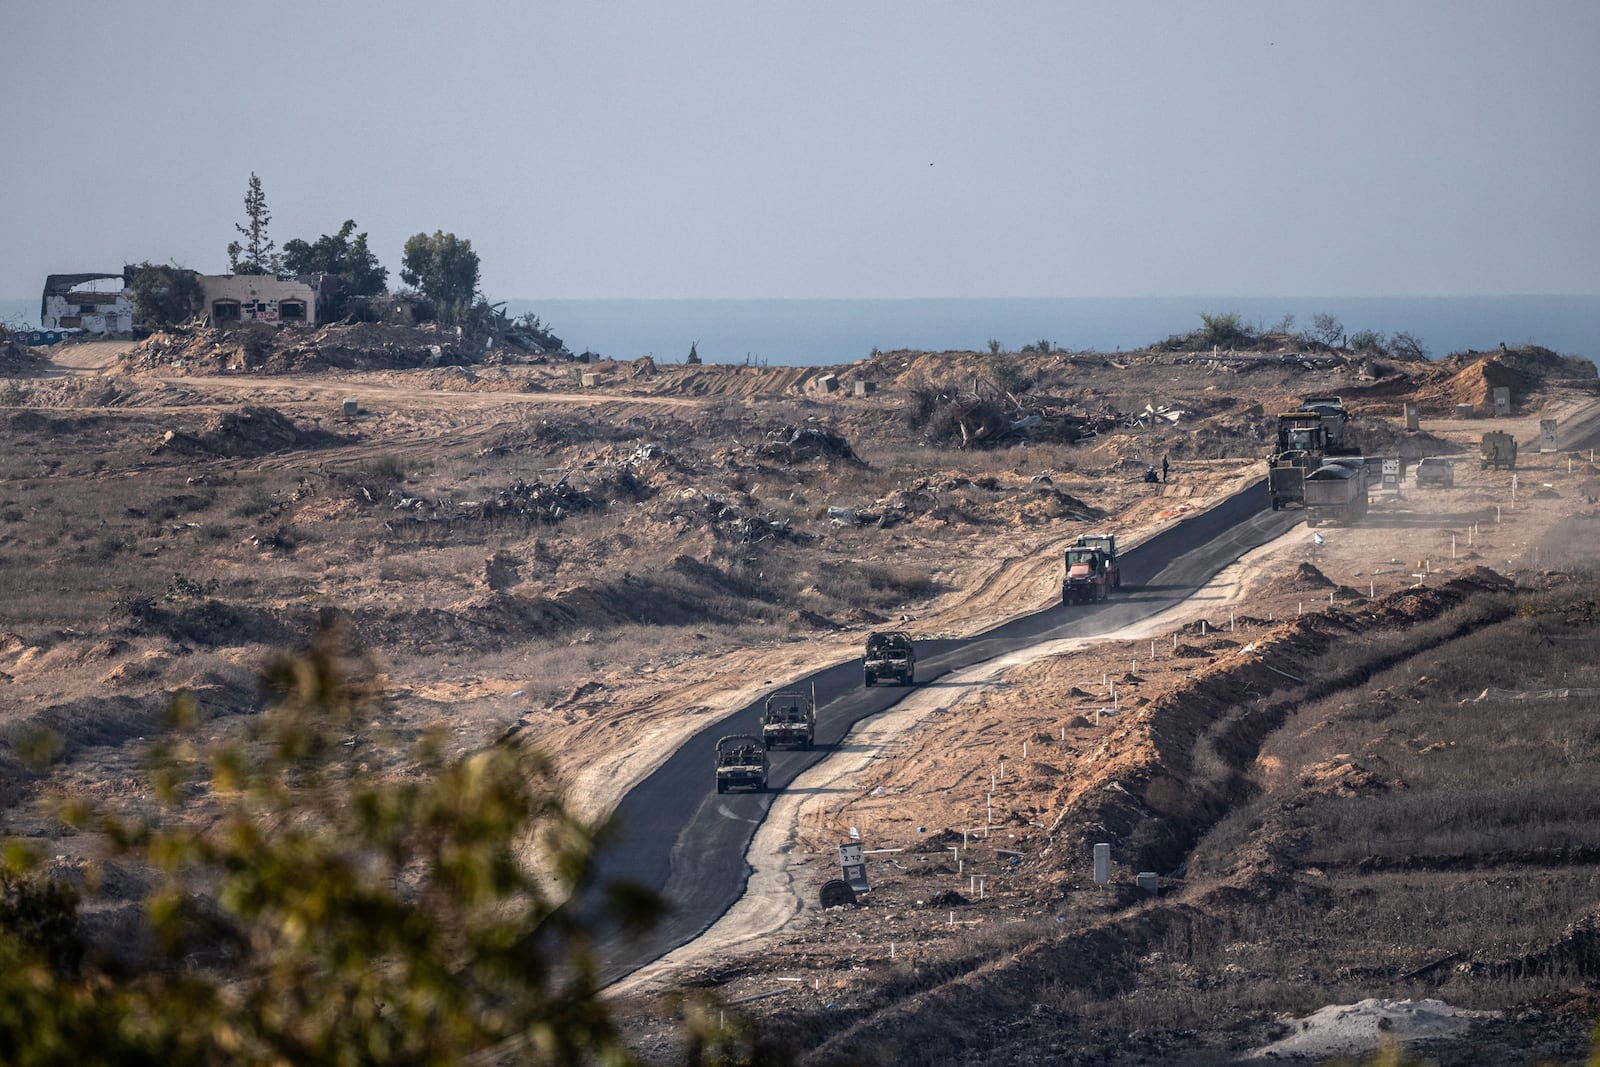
3,326,1600,1064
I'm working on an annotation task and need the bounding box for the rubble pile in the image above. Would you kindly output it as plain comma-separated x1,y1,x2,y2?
0,327,45,376
383,476,599,528
751,425,863,465
124,322,474,375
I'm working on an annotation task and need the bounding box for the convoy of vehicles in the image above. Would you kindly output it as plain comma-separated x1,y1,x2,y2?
863,630,916,686
714,734,769,793
761,689,816,749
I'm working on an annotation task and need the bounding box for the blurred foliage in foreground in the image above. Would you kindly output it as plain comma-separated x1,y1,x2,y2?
0,623,669,1066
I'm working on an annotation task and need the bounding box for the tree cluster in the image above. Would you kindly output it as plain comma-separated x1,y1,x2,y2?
222,175,498,331
125,263,205,329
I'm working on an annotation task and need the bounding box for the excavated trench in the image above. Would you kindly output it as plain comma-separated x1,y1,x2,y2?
782,571,1527,1063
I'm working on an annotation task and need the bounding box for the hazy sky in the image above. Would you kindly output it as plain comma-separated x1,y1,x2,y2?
3,2,1596,300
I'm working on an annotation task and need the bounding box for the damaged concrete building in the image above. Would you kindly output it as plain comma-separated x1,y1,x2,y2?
39,269,333,333
198,274,332,327
41,273,136,334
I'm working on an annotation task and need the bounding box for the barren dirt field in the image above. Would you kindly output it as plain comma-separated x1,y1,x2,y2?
3,321,1600,1064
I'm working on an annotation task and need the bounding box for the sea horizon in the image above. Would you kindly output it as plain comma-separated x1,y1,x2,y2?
6,294,1598,371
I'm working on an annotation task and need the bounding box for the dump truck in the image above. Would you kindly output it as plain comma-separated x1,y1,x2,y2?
1481,431,1518,471
1072,533,1121,588
1302,457,1370,526
714,734,769,794
863,631,915,687
761,688,815,749
1061,545,1111,604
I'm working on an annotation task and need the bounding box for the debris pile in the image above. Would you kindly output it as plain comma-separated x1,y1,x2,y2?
750,425,863,465
124,322,475,375
384,476,598,527
0,326,45,376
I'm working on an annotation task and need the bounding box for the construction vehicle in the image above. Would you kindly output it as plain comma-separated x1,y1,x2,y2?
1268,400,1361,511
1073,534,1121,588
714,734,769,794
1481,431,1518,470
1267,412,1330,510
863,631,915,687
1061,545,1111,604
761,687,816,749
1302,457,1370,526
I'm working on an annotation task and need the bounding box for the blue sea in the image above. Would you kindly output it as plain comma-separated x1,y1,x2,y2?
6,295,1597,370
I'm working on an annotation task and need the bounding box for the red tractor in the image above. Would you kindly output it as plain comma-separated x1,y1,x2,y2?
1061,546,1110,605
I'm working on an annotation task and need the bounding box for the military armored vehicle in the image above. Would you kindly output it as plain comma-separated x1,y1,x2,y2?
714,734,769,794
863,630,916,686
761,689,815,749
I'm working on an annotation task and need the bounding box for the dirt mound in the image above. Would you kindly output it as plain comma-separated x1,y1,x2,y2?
0,327,46,376
1436,344,1598,383
153,406,349,458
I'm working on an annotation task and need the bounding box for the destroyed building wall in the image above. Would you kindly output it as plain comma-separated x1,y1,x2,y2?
41,272,134,334
199,275,326,327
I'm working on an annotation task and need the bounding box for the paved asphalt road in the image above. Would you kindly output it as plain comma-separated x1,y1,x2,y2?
582,478,1298,984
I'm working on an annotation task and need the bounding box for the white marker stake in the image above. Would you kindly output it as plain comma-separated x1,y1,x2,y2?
1452,534,1456,559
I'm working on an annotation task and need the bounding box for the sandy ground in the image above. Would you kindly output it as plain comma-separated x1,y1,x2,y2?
10,332,1599,1062
605,394,1600,1065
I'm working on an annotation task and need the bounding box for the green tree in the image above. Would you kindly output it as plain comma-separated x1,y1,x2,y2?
226,172,280,276
125,263,204,329
400,231,481,324
0,623,665,1065
1347,328,1387,354
282,220,389,317
1199,311,1252,348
